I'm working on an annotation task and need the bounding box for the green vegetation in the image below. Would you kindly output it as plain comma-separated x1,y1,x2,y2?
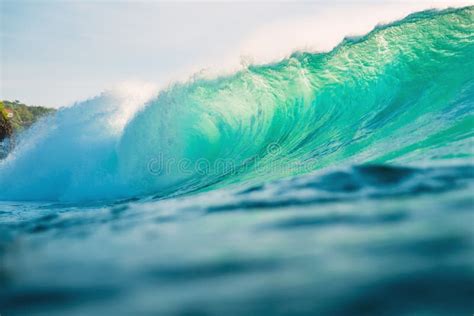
0,101,8,120
1,100,56,133
0,101,13,141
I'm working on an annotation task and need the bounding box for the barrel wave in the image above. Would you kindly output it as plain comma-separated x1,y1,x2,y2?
0,7,473,202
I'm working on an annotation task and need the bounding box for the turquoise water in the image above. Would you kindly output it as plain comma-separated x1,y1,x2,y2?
0,7,473,315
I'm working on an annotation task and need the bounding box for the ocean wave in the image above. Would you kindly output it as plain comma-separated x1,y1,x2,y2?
0,6,473,202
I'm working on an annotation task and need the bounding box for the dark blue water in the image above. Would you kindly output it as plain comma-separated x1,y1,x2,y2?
1,164,473,315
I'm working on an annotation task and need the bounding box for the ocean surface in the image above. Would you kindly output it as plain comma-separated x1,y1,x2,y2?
1,7,473,315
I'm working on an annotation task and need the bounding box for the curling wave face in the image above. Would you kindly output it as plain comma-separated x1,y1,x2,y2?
0,7,473,201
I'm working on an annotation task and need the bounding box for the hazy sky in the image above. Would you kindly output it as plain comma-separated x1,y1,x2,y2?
1,0,472,108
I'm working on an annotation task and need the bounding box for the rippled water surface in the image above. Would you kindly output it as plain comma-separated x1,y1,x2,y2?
1,164,473,315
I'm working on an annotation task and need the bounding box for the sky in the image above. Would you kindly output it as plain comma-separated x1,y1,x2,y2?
1,0,472,108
